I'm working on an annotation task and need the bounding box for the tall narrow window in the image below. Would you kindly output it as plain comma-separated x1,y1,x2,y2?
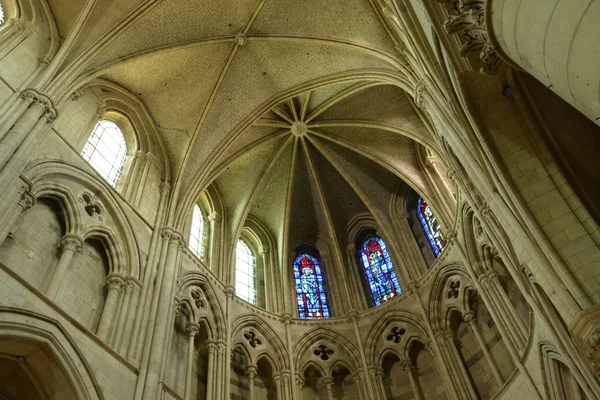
293,253,330,318
360,235,401,306
0,4,5,25
417,197,446,257
82,120,127,187
189,204,205,258
235,240,256,304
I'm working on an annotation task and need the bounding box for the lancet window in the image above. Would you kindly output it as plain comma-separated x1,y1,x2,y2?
359,235,402,306
293,253,330,319
416,197,446,257
235,240,256,304
81,120,127,187
189,204,205,258
0,4,5,25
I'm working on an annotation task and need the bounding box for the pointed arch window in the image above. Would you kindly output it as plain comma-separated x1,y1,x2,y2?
417,197,446,257
235,240,256,304
360,236,402,306
189,204,206,258
293,253,330,318
81,120,127,187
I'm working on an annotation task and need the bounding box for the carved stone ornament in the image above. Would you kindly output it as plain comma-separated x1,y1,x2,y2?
446,279,461,299
386,326,406,343
20,88,58,122
243,330,263,348
313,344,334,360
191,289,206,309
79,192,103,221
60,234,83,253
586,331,600,376
18,188,35,211
436,0,502,75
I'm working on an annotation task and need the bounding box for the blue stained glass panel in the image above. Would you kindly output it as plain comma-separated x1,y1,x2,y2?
360,236,402,306
293,253,330,319
416,197,446,257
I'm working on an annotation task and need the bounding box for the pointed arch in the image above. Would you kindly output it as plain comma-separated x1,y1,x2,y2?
359,234,402,306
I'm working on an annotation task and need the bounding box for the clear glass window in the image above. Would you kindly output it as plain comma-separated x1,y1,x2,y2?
0,4,5,25
189,204,205,258
235,240,256,304
81,120,127,187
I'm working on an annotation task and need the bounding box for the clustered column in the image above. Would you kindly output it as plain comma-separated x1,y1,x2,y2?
400,357,424,400
434,330,478,400
96,274,125,342
245,364,257,400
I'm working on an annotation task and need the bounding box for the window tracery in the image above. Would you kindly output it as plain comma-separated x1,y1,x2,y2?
81,120,127,187
0,4,4,25
189,204,205,258
293,253,330,319
416,197,446,257
359,235,402,306
235,240,256,304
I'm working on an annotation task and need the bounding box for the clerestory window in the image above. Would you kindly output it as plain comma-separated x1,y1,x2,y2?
235,240,256,304
81,120,127,187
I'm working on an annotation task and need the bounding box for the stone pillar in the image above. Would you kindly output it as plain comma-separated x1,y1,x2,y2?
184,322,200,400
369,366,386,400
142,228,183,399
207,212,221,273
322,377,334,400
345,244,368,310
480,268,527,351
246,364,257,400
294,374,304,399
110,280,135,348
435,330,478,400
206,341,217,400
281,371,291,400
0,89,57,170
273,373,283,400
97,274,125,341
462,311,504,385
0,186,35,245
352,371,366,400
348,310,376,395
45,234,83,300
283,314,296,399
400,357,424,400
216,341,226,400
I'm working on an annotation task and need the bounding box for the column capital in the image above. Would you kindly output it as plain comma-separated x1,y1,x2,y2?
346,309,358,320
207,340,218,354
60,234,84,253
105,274,125,291
20,88,58,122
124,281,135,294
224,284,235,298
462,310,477,323
399,357,413,371
322,377,334,390
186,322,200,337
281,312,293,325
207,211,221,222
295,373,305,388
17,187,35,211
245,364,258,379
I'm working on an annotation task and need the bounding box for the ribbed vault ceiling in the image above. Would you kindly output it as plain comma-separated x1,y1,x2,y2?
51,0,438,261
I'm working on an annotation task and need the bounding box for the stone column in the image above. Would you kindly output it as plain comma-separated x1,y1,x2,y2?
0,186,35,245
207,212,221,273
281,371,291,400
273,373,283,400
246,364,257,400
184,322,200,400
435,330,478,400
462,311,504,385
352,371,366,400
97,274,125,341
283,314,297,399
216,341,226,400
110,280,135,348
480,268,528,350
0,89,57,170
294,374,304,399
368,365,386,400
322,377,334,400
45,234,83,300
206,341,217,400
400,357,424,400
142,228,183,399
348,310,376,395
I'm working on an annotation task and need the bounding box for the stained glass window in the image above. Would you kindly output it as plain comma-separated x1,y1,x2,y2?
417,197,446,257
81,120,127,187
293,253,330,319
235,240,256,304
189,204,205,258
360,236,402,306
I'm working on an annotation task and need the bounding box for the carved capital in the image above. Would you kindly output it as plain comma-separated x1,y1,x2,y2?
224,284,235,298
295,374,304,388
282,312,293,325
399,357,413,371
61,234,83,253
124,281,135,294
20,88,58,122
207,211,221,223
322,377,334,390
462,310,477,323
414,81,428,110
245,364,258,379
18,189,35,211
186,322,200,337
106,274,125,291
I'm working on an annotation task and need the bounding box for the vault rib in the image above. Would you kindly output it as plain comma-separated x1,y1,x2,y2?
301,139,353,310
305,135,411,286
228,136,294,282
